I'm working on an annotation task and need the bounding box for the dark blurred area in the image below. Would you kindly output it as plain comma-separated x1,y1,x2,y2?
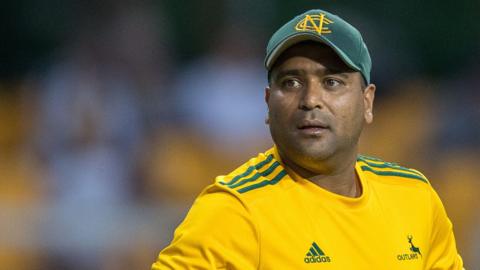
0,0,479,269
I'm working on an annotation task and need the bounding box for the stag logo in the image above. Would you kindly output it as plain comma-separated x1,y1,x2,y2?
396,235,422,261
407,235,422,257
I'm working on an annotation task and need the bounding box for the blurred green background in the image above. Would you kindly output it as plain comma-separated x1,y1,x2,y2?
1,0,479,269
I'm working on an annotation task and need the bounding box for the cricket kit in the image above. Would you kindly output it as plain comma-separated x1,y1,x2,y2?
152,147,463,269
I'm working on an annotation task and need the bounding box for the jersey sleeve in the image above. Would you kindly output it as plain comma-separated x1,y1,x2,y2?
425,186,464,270
151,187,259,270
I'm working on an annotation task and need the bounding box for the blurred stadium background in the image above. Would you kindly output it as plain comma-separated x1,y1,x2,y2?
1,0,479,269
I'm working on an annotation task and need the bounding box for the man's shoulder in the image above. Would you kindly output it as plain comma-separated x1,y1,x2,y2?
177,149,286,236
209,148,288,199
357,154,431,188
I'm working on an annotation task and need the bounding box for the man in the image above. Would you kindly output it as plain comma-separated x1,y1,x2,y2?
152,9,463,269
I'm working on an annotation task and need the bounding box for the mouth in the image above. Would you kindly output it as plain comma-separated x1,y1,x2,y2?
297,121,330,136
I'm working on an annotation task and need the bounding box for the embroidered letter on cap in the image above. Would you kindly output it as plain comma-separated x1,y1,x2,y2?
295,13,333,35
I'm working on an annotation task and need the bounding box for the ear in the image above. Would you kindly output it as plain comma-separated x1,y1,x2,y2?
265,86,271,124
265,86,271,104
363,84,376,124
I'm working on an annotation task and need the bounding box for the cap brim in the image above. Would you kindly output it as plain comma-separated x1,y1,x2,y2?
265,33,361,73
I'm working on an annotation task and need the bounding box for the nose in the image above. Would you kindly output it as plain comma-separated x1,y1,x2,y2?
299,80,324,111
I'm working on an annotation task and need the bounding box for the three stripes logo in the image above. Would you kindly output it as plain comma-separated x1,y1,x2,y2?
219,154,287,194
357,155,428,183
304,242,331,264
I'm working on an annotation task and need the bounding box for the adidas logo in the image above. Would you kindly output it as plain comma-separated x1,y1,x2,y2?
304,242,331,263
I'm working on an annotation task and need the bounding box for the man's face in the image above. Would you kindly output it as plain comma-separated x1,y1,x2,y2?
266,42,375,172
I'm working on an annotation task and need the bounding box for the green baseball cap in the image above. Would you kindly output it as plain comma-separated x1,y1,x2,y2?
265,9,372,84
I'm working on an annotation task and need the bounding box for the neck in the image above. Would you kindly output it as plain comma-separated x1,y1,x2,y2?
279,150,361,198
309,166,361,197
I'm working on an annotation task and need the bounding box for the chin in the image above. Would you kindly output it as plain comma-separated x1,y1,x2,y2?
291,142,335,162
302,148,334,161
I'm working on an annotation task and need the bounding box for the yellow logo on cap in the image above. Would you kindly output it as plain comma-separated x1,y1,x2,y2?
295,13,333,35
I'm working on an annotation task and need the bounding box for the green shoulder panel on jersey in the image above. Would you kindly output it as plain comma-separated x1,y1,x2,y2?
219,154,274,186
357,155,429,184
219,153,288,194
237,170,287,194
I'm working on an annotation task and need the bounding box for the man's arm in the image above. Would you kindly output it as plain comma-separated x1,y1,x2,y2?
151,188,259,270
425,186,464,270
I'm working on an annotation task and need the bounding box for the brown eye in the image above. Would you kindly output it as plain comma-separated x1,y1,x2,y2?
324,78,342,88
283,79,302,89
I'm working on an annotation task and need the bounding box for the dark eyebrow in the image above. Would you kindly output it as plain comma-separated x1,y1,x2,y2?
273,68,352,81
272,69,306,81
322,68,352,79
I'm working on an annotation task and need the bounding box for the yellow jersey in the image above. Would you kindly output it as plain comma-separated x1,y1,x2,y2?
152,147,463,269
